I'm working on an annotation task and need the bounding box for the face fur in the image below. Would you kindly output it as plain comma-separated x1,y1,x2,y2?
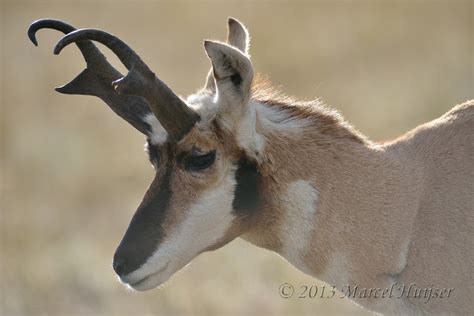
114,94,260,291
29,17,266,292
101,18,259,290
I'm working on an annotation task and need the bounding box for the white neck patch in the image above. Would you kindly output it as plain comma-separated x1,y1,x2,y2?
278,180,319,274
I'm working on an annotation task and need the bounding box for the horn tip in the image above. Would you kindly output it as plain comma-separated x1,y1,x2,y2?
27,28,38,46
53,44,62,55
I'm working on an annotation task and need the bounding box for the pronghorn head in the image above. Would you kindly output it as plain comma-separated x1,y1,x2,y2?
29,18,262,291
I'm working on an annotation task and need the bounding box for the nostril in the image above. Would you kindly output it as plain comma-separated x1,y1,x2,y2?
113,257,127,276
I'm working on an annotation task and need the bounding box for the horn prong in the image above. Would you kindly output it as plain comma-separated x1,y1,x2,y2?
54,28,200,141
27,19,153,135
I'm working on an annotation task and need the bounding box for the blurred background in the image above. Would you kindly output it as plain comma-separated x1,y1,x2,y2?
1,0,472,315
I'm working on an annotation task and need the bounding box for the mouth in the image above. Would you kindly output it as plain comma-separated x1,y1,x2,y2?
123,262,170,291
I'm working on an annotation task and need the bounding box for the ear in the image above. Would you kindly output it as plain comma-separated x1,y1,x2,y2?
205,41,263,158
227,17,250,55
204,18,250,92
204,41,253,118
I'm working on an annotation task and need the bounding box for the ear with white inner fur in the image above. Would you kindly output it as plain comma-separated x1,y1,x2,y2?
204,18,250,92
204,41,253,118
205,41,264,158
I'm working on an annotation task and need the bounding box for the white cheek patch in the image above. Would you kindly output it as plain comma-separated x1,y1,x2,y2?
279,180,319,275
125,164,238,285
144,113,168,145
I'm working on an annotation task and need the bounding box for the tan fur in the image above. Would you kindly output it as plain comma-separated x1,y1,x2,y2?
99,17,473,313
179,81,473,314
172,20,474,314
238,98,474,314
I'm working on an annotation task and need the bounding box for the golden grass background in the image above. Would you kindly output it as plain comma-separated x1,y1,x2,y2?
1,1,472,315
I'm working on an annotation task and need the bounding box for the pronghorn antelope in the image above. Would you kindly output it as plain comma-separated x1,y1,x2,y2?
29,18,473,315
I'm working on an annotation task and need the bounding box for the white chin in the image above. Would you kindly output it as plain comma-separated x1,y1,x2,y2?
122,263,175,291
126,269,172,291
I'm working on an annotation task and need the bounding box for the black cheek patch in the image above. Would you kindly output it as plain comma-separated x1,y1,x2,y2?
232,158,262,216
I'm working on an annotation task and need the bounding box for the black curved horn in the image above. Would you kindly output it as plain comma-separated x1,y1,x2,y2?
54,28,200,142
28,19,153,135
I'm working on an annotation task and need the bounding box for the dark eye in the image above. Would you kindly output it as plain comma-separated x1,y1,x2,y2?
185,150,216,172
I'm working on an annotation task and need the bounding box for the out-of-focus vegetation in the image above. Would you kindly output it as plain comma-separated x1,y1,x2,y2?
1,1,472,315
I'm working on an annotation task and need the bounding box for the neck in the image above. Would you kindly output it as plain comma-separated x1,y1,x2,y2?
241,100,421,308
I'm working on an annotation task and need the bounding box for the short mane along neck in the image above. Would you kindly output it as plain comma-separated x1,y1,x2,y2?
241,95,422,312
